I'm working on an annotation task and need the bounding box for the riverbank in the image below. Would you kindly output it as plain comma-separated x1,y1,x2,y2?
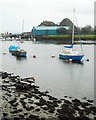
1,71,96,120
47,34,96,40
34,34,96,44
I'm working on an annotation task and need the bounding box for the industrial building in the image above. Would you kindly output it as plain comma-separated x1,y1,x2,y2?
32,26,69,36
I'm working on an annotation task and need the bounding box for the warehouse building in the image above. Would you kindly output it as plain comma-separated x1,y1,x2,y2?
32,26,69,36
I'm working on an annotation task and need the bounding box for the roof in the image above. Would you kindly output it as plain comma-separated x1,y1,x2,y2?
32,26,69,30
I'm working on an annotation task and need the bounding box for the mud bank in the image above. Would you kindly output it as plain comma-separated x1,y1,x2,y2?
0,72,96,120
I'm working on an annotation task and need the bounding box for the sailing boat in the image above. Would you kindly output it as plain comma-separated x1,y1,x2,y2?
59,9,84,62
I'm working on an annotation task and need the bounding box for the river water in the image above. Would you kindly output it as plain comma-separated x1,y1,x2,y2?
0,41,94,100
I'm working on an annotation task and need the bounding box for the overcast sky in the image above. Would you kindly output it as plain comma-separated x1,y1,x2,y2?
0,0,95,33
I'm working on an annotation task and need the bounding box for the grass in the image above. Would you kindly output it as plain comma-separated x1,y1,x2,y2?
43,34,95,39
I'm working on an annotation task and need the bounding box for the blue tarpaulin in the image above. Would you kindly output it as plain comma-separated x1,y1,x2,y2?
9,45,20,50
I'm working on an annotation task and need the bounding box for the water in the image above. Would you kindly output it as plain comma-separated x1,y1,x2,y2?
0,41,94,100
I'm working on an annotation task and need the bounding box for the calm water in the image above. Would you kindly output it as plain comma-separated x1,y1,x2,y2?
0,41,94,100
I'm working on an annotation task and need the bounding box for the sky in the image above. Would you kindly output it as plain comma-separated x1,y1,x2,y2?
0,0,95,33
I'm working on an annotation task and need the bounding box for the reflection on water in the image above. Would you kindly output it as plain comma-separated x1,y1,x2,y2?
94,82,96,106
94,45,96,106
0,41,94,100
16,56,27,60
60,59,84,65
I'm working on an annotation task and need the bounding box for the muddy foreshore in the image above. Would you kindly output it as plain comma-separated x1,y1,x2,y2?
0,71,96,120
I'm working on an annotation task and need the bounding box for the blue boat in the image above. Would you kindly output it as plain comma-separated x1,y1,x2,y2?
9,45,27,57
59,9,84,62
59,50,84,61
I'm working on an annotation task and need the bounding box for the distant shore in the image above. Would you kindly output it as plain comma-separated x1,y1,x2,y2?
1,34,96,44
33,34,96,44
34,34,96,40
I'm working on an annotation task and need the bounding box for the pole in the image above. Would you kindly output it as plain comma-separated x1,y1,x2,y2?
22,20,24,33
72,9,75,48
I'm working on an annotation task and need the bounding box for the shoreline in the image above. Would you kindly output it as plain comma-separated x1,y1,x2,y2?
1,71,96,120
1,39,96,45
32,35,96,44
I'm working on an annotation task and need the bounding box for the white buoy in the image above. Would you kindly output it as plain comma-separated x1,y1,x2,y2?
69,59,72,62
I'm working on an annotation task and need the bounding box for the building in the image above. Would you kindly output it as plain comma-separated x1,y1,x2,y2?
32,26,69,36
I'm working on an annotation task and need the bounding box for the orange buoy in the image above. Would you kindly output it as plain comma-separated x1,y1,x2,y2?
3,52,6,55
65,59,69,62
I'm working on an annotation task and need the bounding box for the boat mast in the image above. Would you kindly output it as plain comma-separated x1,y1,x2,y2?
22,19,24,33
75,10,83,53
72,9,75,48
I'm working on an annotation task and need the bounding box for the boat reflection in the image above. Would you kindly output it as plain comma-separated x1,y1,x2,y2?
16,56,27,60
61,59,84,65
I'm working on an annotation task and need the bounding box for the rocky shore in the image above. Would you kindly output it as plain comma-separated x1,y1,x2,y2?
0,72,96,120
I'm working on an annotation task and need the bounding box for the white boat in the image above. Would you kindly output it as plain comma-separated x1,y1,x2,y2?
59,9,84,62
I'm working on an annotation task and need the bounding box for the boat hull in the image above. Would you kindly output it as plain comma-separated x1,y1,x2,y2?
12,52,26,57
9,50,27,57
59,53,84,61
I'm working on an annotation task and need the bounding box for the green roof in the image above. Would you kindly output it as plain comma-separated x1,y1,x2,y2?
32,26,69,30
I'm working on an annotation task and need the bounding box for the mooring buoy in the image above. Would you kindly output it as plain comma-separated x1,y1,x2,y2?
86,59,89,62
51,55,55,58
33,55,36,58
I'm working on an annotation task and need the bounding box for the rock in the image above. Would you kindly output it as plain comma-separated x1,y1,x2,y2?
88,106,96,115
41,118,45,120
81,102,91,108
72,99,82,106
52,100,59,107
41,105,49,110
87,99,94,103
17,109,23,112
13,117,20,120
3,113,8,117
57,103,75,116
28,114,39,119
64,99,72,105
39,98,47,106
2,72,8,79
64,95,68,98
58,114,74,120
35,108,40,112
4,79,9,83
19,114,24,118
11,110,18,114
8,98,17,104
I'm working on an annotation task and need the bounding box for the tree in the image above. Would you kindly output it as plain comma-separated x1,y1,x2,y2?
38,20,57,26
94,26,96,34
80,25,93,34
56,28,67,34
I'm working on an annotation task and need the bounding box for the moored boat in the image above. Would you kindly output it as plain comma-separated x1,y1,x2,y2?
59,48,84,61
59,9,84,62
9,45,27,57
